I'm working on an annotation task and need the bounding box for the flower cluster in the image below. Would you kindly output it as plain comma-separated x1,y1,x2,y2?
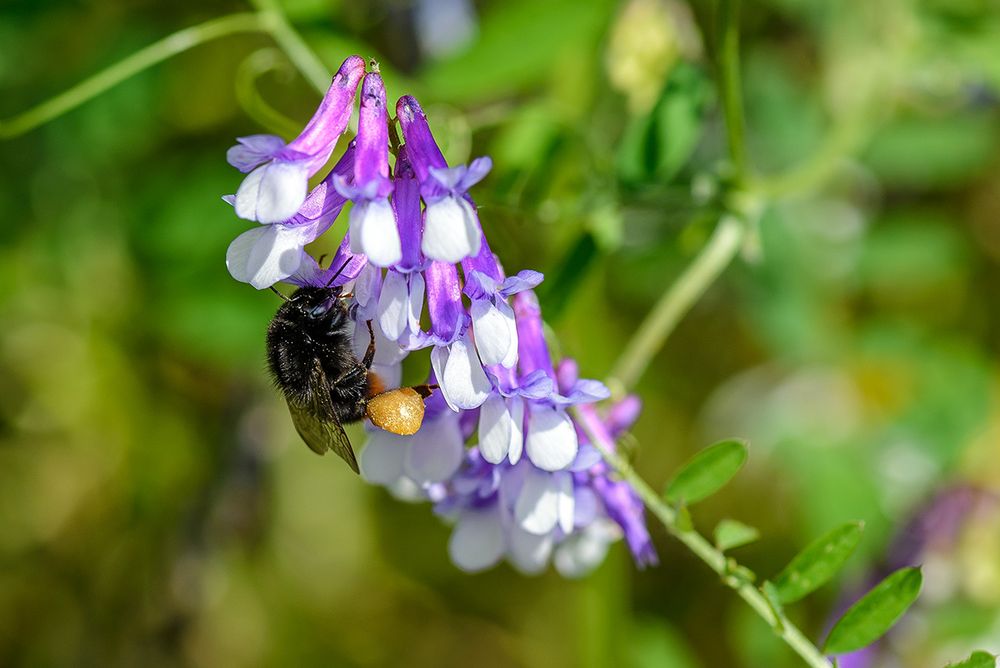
223,56,656,575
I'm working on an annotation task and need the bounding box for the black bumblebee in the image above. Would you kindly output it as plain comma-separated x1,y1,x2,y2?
266,283,433,473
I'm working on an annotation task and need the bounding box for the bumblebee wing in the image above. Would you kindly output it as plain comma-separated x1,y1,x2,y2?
286,362,360,474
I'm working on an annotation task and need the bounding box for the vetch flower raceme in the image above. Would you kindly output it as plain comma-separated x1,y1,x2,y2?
222,55,655,576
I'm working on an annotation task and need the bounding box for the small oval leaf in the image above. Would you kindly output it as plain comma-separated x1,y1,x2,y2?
946,651,997,668
664,439,747,505
823,567,922,654
714,519,760,551
773,521,864,604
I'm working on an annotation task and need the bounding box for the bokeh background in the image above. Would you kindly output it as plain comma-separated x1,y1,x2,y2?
2,0,1000,666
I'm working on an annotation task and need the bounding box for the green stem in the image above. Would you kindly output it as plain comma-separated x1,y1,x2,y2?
235,48,303,139
572,405,832,668
607,214,746,392
247,0,331,95
0,12,267,139
718,0,748,180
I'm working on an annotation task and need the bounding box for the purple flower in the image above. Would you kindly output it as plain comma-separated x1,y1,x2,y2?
225,143,355,289
397,95,491,263
333,71,401,267
229,55,365,224
222,55,656,578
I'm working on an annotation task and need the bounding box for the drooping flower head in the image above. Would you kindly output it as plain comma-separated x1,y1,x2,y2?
222,55,656,577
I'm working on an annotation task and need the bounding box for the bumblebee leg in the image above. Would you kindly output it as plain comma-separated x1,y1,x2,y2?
362,320,376,369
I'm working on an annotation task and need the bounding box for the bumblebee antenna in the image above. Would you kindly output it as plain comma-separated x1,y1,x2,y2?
325,257,353,288
269,286,290,301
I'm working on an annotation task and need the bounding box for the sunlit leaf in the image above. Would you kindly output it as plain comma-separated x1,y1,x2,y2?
617,63,710,184
773,521,864,604
714,519,760,551
945,651,997,668
664,439,747,505
823,567,922,654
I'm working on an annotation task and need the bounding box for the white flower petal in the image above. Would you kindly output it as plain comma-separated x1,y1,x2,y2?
514,468,560,535
234,162,309,224
353,262,381,309
553,520,619,578
404,415,463,484
350,198,402,267
226,224,312,289
507,398,524,465
507,526,553,575
497,300,519,368
406,273,425,333
555,471,575,535
449,507,505,572
360,431,408,485
430,331,491,411
525,404,578,471
422,196,481,263
471,299,515,367
478,393,512,464
377,271,409,341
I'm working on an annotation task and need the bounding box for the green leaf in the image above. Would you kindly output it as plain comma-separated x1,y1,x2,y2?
773,522,864,604
823,567,923,654
675,504,694,533
945,651,997,668
664,439,748,505
714,519,760,551
617,63,711,184
760,581,786,631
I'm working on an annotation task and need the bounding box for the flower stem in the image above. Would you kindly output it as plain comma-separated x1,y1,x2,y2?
247,0,331,95
0,12,267,139
572,405,833,668
0,12,265,139
607,214,746,392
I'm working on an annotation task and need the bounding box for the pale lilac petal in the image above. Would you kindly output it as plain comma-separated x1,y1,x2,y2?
226,134,286,172
377,270,409,341
569,444,602,472
352,316,406,366
514,370,554,399
360,431,407,484
471,299,517,368
406,273,425,334
226,224,316,289
422,196,481,263
573,487,600,527
498,270,544,297
458,156,493,189
507,398,524,464
555,471,575,535
525,404,578,471
234,161,310,224
352,263,381,310
497,300,519,369
430,331,491,410
514,468,560,535
221,194,236,206
478,393,513,464
553,520,619,578
507,526,553,575
428,164,467,190
449,507,505,572
404,415,464,484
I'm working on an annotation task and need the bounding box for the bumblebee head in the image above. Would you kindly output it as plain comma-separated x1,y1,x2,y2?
284,286,348,329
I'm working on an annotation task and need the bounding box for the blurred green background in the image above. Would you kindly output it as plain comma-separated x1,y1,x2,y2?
2,0,1000,666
